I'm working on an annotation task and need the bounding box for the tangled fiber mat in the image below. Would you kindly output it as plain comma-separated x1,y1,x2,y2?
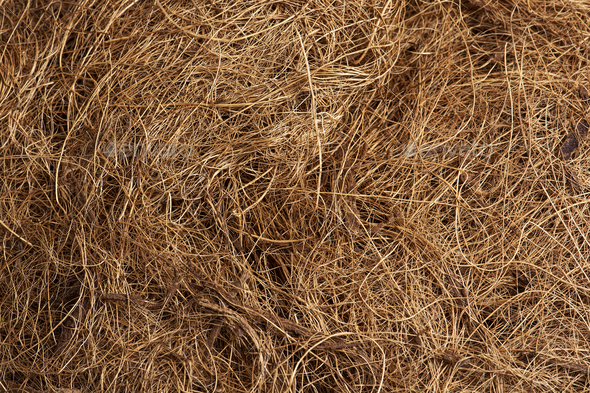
2,0,590,391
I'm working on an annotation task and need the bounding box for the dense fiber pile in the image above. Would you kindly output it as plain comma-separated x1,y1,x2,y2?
2,0,590,391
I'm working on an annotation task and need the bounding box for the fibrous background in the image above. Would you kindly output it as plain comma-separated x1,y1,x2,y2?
2,0,590,392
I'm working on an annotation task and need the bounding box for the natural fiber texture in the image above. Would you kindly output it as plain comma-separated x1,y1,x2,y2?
2,0,590,391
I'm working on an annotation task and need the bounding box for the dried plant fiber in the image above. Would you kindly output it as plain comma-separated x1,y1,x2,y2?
2,0,590,392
